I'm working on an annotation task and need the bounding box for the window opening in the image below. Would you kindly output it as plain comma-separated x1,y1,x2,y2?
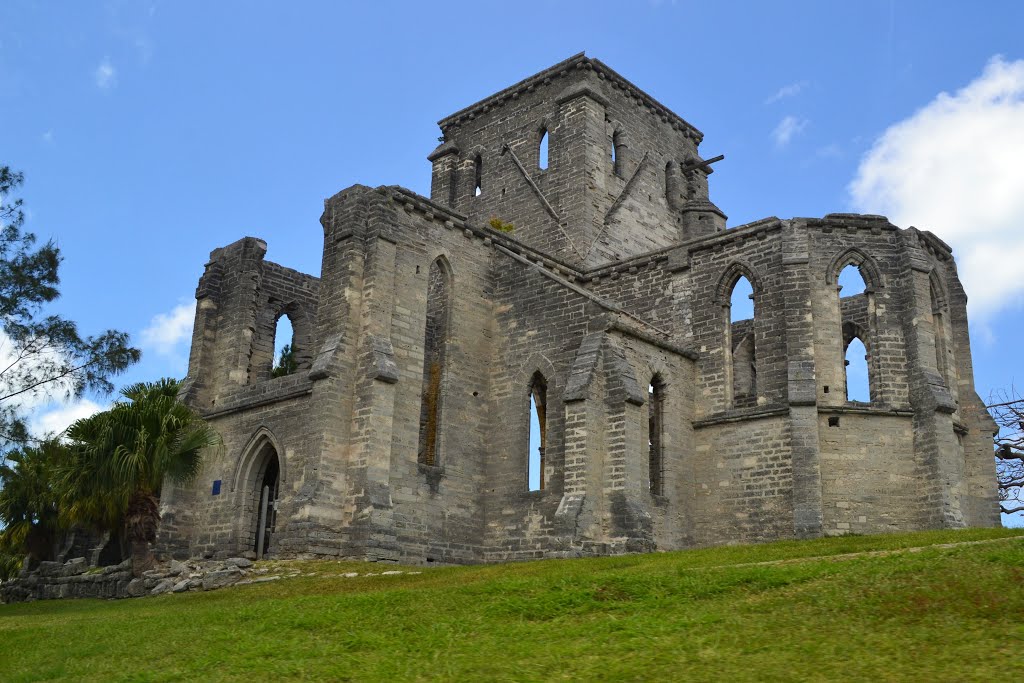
612,130,622,176
528,372,547,491
473,154,482,197
648,376,665,495
838,264,866,298
538,129,549,170
418,259,451,467
838,265,871,402
729,275,756,406
271,314,296,378
844,336,870,402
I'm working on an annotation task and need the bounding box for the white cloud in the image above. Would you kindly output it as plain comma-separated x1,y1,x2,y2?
849,55,1024,319
141,301,195,355
94,58,117,89
41,130,54,144
31,399,105,439
772,115,808,148
765,81,808,104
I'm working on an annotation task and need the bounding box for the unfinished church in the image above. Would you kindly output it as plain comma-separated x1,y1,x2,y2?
157,54,1000,564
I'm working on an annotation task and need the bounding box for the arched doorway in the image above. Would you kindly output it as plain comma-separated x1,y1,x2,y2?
252,451,280,557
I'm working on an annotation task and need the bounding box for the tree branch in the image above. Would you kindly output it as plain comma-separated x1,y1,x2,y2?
0,356,105,403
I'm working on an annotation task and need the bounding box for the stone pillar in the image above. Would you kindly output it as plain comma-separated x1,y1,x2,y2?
782,221,823,538
945,271,1001,526
602,336,653,552
558,331,607,550
901,232,963,527
345,232,402,560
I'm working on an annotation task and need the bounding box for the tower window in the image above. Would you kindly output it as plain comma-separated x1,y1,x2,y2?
538,129,549,170
612,130,622,176
473,154,483,197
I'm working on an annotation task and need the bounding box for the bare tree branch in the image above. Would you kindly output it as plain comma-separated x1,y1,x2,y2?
989,388,1024,518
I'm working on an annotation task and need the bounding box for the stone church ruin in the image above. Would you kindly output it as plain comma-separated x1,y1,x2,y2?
158,54,1000,564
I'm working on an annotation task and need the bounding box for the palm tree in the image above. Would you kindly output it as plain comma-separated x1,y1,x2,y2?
59,378,219,576
0,440,64,578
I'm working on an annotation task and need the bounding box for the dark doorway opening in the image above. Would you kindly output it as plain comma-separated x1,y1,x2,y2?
253,454,280,557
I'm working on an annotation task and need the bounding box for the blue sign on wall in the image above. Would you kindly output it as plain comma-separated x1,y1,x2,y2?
212,480,222,496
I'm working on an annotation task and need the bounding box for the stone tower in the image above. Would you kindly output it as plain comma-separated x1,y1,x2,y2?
158,54,999,564
428,53,726,268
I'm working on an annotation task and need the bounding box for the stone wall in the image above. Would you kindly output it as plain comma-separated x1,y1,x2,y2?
157,55,999,567
1,558,133,602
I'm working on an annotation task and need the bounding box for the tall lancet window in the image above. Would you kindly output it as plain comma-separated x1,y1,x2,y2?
538,128,549,170
728,275,756,407
528,372,548,491
473,154,483,197
612,130,624,176
417,257,452,467
648,375,665,495
838,265,871,403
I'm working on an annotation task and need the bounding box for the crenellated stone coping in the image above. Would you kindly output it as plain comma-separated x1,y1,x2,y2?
436,52,702,143
585,252,671,282
202,373,314,419
588,57,703,141
803,213,898,236
688,217,785,256
916,229,954,260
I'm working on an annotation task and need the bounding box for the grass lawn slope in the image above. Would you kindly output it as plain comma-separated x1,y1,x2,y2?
2,528,1023,682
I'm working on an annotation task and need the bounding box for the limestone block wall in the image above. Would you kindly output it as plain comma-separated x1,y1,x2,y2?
690,413,794,545
817,411,919,534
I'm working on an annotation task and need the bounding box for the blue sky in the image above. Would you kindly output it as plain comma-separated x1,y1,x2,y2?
2,2,1023,522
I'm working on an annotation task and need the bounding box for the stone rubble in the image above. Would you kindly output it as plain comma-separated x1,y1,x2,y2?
0,555,423,603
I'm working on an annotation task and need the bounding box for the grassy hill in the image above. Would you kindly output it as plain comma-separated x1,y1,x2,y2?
1,527,1023,682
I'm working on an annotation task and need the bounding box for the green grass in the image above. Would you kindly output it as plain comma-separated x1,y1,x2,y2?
2,528,1023,682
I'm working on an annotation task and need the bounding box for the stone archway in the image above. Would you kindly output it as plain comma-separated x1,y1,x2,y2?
233,429,285,557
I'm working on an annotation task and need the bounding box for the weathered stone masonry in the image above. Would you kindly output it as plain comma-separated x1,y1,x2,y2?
158,53,1000,564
